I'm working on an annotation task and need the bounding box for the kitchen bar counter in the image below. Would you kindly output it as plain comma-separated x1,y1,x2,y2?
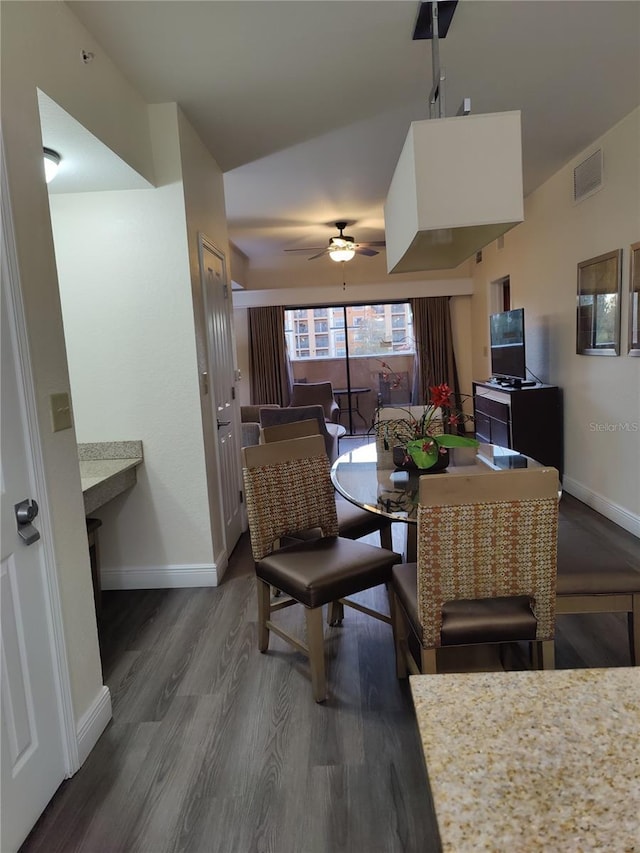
410,668,640,851
79,441,143,514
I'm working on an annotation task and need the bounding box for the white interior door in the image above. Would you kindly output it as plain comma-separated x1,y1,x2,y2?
199,236,243,556
1,222,66,852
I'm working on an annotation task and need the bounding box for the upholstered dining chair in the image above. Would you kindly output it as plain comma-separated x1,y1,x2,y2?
289,382,340,423
242,435,401,702
556,510,640,665
262,418,393,548
259,404,344,463
261,418,394,626
391,467,559,675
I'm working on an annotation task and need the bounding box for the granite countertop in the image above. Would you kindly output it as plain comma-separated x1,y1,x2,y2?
410,668,640,852
78,441,143,514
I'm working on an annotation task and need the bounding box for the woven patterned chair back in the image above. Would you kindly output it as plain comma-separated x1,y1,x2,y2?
242,435,339,560
290,382,336,422
374,406,444,467
416,468,559,646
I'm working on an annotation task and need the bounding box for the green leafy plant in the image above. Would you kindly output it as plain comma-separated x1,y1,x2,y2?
377,382,479,469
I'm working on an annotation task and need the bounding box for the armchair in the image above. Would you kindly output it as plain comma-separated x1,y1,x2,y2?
240,404,279,447
290,382,340,424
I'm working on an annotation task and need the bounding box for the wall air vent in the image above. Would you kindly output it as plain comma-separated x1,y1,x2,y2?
573,148,603,203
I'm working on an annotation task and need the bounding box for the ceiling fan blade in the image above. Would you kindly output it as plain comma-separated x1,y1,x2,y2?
284,246,326,253
307,249,330,260
356,241,387,248
355,247,379,257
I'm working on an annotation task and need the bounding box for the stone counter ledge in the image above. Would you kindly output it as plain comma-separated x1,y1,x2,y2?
78,442,143,514
78,441,143,461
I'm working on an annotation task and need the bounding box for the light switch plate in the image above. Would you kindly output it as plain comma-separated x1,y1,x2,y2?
50,392,73,432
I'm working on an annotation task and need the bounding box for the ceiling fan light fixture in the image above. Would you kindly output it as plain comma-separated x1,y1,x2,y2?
43,147,61,183
329,247,356,262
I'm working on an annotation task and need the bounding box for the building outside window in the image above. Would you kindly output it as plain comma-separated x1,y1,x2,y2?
284,303,413,359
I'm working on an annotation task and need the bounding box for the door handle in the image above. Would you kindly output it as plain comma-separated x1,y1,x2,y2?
217,420,231,430
15,498,41,545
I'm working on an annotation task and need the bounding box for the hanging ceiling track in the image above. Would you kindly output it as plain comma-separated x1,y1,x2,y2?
413,1,471,120
429,2,445,118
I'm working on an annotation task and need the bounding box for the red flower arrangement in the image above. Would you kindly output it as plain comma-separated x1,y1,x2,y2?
377,380,478,469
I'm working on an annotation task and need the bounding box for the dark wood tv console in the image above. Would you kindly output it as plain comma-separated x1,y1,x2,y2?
473,381,563,476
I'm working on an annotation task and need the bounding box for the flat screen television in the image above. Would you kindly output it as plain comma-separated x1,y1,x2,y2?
489,308,526,382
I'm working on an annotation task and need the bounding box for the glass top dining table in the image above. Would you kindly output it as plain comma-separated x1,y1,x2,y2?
330,441,547,527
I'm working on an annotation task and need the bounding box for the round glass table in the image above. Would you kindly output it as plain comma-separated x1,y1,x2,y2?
331,441,548,558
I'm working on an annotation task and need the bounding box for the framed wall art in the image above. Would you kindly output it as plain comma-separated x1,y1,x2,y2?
628,241,640,356
576,249,622,356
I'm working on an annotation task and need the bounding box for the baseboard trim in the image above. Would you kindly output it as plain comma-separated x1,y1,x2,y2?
562,476,640,537
75,685,112,770
101,562,223,589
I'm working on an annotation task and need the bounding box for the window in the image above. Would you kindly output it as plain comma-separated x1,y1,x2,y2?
284,303,414,361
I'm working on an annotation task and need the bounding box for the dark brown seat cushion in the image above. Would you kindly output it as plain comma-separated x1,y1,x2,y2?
391,563,538,646
257,537,400,609
557,521,640,595
440,596,537,645
281,498,391,543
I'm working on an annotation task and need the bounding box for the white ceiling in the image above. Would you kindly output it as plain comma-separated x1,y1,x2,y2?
44,0,640,287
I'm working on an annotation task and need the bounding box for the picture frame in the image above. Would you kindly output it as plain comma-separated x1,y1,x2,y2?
576,249,622,356
628,241,640,356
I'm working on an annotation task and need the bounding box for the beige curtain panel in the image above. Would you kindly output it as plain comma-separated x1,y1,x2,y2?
248,306,292,406
410,296,463,430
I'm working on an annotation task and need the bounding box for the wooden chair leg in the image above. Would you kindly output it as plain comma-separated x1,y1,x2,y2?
630,594,639,666
256,578,271,652
539,639,555,670
390,589,409,679
327,600,344,626
420,648,437,674
305,606,327,703
380,524,393,551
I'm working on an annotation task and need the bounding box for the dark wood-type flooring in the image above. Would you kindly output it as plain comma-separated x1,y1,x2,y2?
21,492,639,853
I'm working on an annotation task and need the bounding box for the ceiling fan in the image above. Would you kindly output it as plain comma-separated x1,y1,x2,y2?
284,222,386,262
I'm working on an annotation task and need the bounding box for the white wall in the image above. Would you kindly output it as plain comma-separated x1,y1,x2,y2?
470,108,640,534
49,104,221,586
177,108,235,575
1,0,156,730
